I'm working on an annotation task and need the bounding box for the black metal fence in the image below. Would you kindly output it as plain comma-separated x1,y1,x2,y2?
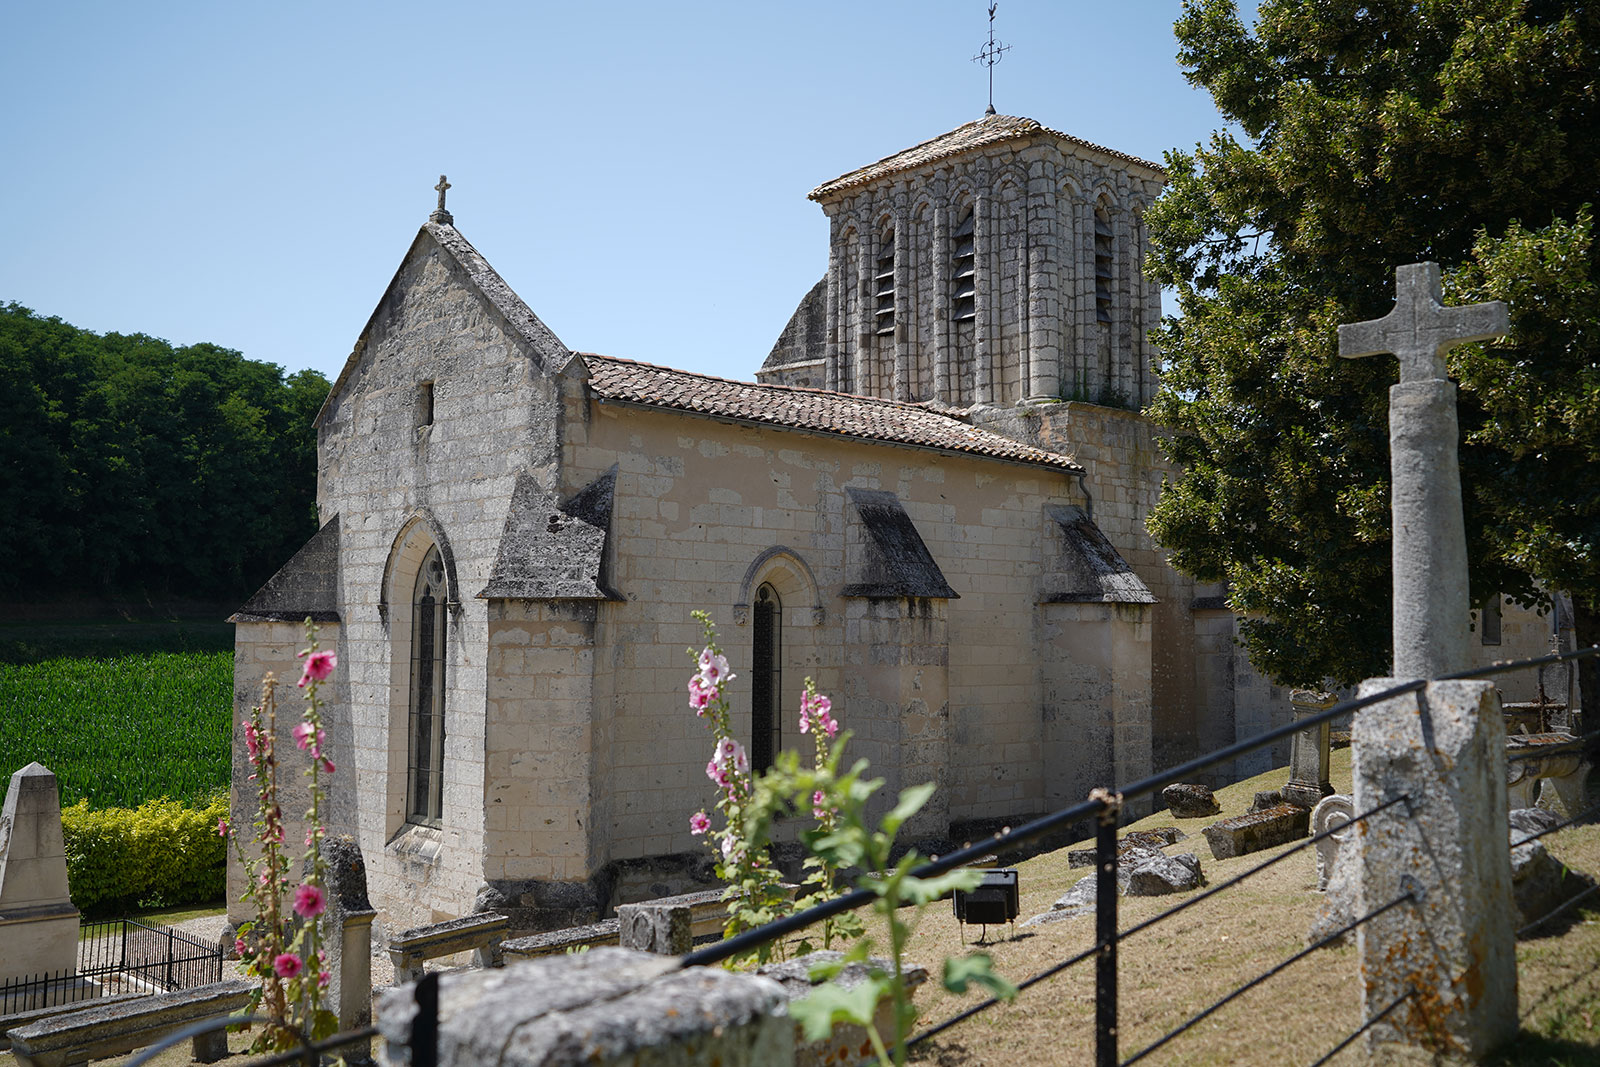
681,643,1600,1066
0,917,223,1013
106,643,1600,1067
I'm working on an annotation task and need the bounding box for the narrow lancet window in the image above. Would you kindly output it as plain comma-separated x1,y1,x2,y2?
408,545,448,824
751,583,782,772
1481,593,1503,646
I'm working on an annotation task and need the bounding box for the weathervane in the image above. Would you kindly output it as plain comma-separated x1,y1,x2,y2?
430,174,453,225
972,3,1010,116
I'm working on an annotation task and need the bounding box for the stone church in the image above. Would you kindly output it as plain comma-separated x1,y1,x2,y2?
226,113,1553,934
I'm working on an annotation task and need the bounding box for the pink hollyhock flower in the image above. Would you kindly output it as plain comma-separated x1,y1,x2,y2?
689,811,711,835
820,712,839,738
688,677,714,714
297,649,337,688
234,937,248,957
292,722,315,750
217,817,229,838
320,756,336,774
698,650,733,687
813,789,829,818
243,722,260,757
706,759,727,786
715,737,739,763
720,835,739,863
273,953,303,979
318,970,331,990
293,883,327,918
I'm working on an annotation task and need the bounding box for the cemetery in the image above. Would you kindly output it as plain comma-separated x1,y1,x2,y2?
4,4,1600,1065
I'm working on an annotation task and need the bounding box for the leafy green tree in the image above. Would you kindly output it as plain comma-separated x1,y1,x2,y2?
1145,0,1600,696
0,303,329,604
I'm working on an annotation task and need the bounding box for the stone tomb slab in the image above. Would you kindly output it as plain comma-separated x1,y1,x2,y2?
1201,803,1309,860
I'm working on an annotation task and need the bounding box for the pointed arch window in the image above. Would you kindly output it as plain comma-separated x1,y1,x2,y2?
1094,204,1114,325
751,584,782,772
951,206,976,322
408,545,448,825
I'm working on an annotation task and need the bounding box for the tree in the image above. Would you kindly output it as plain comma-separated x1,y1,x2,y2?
1144,0,1600,697
0,303,330,604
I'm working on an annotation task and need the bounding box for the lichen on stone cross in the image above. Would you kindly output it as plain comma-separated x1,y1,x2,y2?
435,175,450,213
1337,262,1507,382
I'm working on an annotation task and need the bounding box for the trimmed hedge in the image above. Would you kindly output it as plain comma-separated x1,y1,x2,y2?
61,793,228,913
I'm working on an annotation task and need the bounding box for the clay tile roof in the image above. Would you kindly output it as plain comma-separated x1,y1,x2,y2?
581,353,1082,473
810,114,1164,201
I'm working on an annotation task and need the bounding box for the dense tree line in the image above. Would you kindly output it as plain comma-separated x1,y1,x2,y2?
1145,0,1599,697
0,302,329,603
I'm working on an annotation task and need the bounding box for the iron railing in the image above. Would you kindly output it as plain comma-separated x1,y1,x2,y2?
0,917,222,1013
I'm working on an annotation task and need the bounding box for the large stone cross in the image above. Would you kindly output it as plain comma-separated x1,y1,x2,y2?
1337,262,1508,679
1338,262,1507,382
430,175,454,225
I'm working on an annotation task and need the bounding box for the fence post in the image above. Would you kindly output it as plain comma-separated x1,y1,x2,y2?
413,971,439,1067
1093,791,1120,1067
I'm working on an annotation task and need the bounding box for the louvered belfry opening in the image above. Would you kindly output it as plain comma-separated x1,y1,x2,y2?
951,207,976,323
408,545,448,825
874,230,896,338
1094,206,1114,325
751,583,781,772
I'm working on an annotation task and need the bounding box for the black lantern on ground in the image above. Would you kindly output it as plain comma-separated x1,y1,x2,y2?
952,868,1019,942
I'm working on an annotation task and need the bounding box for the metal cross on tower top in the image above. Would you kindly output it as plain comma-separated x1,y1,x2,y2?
1338,262,1507,382
973,3,1010,116
430,175,454,225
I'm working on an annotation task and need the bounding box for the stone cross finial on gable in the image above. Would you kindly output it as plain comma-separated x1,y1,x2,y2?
1337,262,1507,382
430,175,454,225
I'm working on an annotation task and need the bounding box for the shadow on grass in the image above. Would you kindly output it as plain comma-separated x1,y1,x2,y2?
0,617,234,664
1489,1030,1600,1066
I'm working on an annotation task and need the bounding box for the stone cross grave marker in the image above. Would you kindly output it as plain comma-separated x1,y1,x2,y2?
1338,262,1507,679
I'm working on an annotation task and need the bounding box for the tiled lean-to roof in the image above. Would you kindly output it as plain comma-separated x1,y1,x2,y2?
809,113,1165,200
582,354,1082,473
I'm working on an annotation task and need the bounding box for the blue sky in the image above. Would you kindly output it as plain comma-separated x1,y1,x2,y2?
2,2,1239,384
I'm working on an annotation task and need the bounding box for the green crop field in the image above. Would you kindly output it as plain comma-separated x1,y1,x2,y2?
0,619,235,809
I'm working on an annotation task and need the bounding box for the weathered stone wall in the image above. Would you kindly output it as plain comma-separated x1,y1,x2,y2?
227,619,347,927
557,398,1141,871
312,227,567,932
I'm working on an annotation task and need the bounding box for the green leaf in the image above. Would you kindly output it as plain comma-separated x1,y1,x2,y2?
882,782,936,836
943,954,1017,1002
791,976,892,1042
900,867,981,905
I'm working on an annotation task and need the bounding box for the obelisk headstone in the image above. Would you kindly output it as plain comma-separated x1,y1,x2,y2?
1339,264,1516,1057
0,763,83,983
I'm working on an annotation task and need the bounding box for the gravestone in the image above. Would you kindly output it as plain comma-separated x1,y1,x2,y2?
1282,690,1335,810
1339,264,1516,1057
0,763,82,985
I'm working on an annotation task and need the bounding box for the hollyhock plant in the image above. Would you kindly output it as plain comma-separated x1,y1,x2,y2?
225,620,340,1052
685,611,789,955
